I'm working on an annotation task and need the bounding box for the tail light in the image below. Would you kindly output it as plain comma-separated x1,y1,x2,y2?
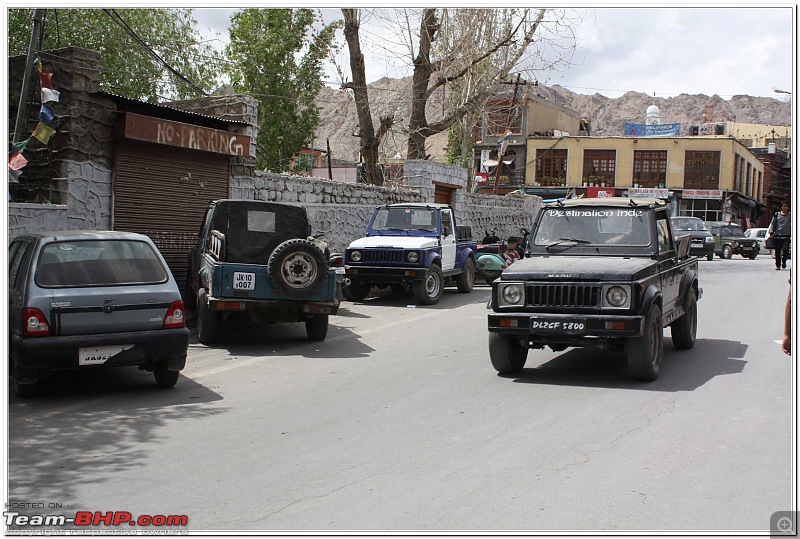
23,308,50,337
163,301,185,329
330,255,344,266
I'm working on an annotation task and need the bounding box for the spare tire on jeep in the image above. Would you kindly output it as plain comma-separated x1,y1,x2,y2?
268,239,328,300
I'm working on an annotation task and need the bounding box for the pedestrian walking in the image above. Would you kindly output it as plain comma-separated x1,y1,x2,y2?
768,201,792,270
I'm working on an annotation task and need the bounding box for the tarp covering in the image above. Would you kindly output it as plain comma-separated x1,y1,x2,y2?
210,200,311,264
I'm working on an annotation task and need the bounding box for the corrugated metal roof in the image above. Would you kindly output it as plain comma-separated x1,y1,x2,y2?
96,91,249,126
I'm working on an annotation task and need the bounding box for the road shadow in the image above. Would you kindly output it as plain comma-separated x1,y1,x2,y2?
506,338,747,392
8,370,225,505
347,285,491,310
190,318,376,360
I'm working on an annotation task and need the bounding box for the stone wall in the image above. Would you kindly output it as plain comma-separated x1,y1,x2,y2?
230,163,540,253
9,47,115,205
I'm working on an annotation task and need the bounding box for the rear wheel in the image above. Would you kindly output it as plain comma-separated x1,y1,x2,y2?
305,314,329,341
627,304,663,381
153,363,180,388
489,333,528,374
342,281,370,301
10,354,37,398
671,290,697,349
722,245,733,259
197,288,219,345
455,258,475,293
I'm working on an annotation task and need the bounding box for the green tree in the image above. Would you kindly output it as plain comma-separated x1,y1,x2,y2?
225,8,341,172
7,8,223,101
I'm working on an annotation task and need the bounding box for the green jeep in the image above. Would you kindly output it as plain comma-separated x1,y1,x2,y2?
704,221,759,259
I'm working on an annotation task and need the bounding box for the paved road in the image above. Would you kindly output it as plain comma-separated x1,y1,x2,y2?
6,255,794,532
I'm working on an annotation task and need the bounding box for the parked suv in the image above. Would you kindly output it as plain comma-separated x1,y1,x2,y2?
8,231,190,397
705,222,759,259
671,216,715,261
744,227,770,255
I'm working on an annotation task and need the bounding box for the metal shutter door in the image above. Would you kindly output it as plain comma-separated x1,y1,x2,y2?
113,140,230,289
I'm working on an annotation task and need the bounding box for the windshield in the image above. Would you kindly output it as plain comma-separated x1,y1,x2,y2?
672,218,707,231
533,207,651,247
721,225,745,237
370,207,438,232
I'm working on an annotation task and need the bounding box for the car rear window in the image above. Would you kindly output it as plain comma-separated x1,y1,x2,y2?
36,239,169,287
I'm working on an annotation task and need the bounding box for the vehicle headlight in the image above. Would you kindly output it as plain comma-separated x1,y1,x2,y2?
499,283,524,307
603,284,631,308
704,236,714,243
407,251,419,263
350,250,362,262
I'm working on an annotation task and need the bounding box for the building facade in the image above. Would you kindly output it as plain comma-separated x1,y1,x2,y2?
472,85,584,193
524,135,765,227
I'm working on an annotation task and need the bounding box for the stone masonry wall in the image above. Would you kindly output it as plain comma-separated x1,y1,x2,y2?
8,47,115,237
230,163,540,253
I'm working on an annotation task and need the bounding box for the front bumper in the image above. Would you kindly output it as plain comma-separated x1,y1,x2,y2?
345,265,427,282
11,327,190,373
689,241,715,256
208,296,339,317
488,312,644,345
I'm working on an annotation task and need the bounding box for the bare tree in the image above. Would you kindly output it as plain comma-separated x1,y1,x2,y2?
339,8,579,176
341,9,393,185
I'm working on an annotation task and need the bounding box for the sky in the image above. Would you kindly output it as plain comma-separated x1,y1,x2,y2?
192,4,796,101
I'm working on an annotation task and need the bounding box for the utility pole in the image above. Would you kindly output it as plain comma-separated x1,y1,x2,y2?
326,138,333,181
13,9,46,144
493,73,521,194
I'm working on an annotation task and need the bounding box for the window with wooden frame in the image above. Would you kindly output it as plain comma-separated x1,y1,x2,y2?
536,148,568,186
684,150,721,190
582,149,616,186
632,150,667,187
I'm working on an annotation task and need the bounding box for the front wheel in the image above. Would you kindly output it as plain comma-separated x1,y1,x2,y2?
747,251,758,260
706,251,714,261
671,290,697,350
627,304,663,381
488,332,528,374
455,258,475,293
413,265,444,305
482,270,502,285
305,314,329,341
722,244,733,259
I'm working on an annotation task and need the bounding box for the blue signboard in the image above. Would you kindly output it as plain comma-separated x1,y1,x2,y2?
623,123,681,137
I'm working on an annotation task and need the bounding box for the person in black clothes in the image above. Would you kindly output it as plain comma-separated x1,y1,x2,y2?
768,201,792,270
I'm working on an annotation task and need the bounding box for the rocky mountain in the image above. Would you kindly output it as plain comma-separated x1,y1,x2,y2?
313,76,792,162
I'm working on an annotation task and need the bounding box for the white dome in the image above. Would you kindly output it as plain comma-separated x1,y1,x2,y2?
646,105,661,116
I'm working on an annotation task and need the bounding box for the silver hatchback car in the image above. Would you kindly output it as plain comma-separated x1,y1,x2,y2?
8,230,189,397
